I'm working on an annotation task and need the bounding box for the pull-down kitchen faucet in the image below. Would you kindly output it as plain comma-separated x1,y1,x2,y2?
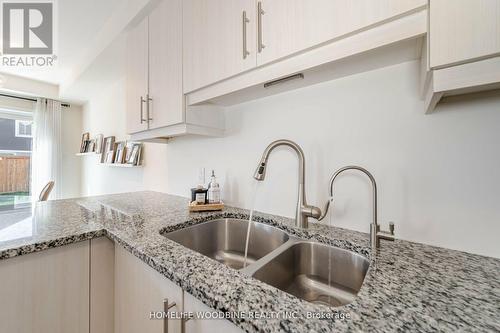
253,139,322,228
320,165,395,254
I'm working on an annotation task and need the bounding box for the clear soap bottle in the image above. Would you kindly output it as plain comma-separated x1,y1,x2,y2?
208,170,221,204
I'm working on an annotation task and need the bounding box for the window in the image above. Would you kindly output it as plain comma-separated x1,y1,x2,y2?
15,120,33,138
0,102,34,242
0,116,32,212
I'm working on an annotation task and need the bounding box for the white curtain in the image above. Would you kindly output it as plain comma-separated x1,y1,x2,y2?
31,98,62,201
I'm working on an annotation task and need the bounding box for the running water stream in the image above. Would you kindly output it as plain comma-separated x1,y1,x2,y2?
327,196,334,305
243,181,260,268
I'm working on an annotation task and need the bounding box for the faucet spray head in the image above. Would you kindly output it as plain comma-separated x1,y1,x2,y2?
253,158,267,181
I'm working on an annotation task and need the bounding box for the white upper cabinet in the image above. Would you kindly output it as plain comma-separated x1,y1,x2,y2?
126,17,149,134
148,0,184,129
256,0,427,66
126,0,184,135
424,0,500,113
183,0,257,93
182,0,426,97
429,0,500,69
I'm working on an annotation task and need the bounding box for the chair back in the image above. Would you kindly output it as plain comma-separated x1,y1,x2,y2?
38,181,55,202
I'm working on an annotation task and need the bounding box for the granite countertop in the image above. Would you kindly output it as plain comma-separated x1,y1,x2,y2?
0,191,498,332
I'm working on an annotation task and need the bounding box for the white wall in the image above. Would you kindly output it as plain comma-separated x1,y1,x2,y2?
61,105,82,198
79,65,168,197
165,61,500,258
77,33,168,197
77,53,500,258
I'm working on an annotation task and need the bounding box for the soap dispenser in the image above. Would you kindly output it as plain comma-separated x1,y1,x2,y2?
191,168,208,204
207,170,221,204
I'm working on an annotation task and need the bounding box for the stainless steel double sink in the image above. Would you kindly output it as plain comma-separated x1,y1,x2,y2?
163,218,369,307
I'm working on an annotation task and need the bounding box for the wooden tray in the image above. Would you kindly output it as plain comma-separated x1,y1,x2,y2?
189,201,224,212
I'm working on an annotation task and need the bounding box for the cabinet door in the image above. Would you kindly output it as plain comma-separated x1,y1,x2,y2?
257,0,426,66
90,237,115,333
0,241,90,333
183,292,243,333
430,0,500,68
183,0,257,93
148,0,184,129
126,16,149,134
115,245,183,333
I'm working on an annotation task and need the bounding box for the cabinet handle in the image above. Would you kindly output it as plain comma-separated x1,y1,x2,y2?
146,94,153,122
140,96,147,124
257,2,265,53
163,298,176,333
181,315,192,333
242,11,250,59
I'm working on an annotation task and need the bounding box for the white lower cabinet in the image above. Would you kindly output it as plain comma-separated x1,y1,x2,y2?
115,244,183,333
114,244,243,333
0,241,90,333
0,239,243,333
90,237,115,333
183,292,243,333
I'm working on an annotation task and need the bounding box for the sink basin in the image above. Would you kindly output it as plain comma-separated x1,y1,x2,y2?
163,218,289,270
251,242,369,307
164,218,369,306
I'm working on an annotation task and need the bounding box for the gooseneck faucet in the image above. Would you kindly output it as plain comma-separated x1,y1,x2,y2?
320,166,395,254
253,139,322,228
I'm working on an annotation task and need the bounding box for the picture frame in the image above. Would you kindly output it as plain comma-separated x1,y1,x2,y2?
128,145,139,165
126,142,142,165
80,132,89,153
105,150,115,163
114,141,126,164
125,142,135,163
101,136,115,163
95,134,103,154
85,139,95,153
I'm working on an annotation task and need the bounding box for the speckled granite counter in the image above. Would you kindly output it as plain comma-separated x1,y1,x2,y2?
0,191,498,332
